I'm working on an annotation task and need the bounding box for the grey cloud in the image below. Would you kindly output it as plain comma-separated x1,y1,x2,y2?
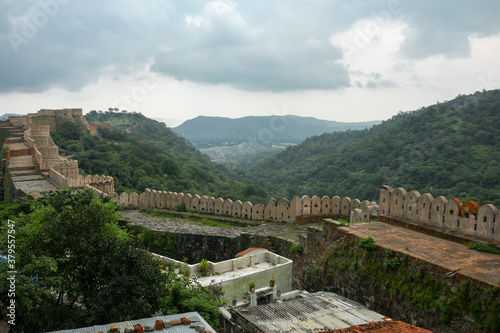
0,0,499,93
364,73,398,89
399,0,500,59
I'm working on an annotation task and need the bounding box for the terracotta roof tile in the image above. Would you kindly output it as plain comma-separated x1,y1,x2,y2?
315,320,433,333
235,247,266,257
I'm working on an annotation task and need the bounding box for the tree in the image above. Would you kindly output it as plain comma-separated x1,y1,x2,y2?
0,190,167,331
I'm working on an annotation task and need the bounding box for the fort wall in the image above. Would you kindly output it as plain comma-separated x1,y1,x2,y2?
380,185,499,243
24,108,90,132
89,123,110,136
5,109,114,196
118,189,377,224
116,184,500,245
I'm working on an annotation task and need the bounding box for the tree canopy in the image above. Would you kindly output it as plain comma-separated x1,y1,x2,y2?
51,111,269,204
0,190,220,332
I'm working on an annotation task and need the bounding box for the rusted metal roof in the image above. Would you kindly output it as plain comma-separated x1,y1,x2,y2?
48,312,215,333
316,320,432,332
233,291,386,332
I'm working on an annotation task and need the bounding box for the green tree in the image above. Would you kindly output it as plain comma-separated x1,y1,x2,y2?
0,190,167,331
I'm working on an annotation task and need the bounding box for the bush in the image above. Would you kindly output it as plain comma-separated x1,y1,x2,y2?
176,202,187,212
199,258,209,276
291,244,303,254
467,241,500,255
359,237,377,251
384,247,401,269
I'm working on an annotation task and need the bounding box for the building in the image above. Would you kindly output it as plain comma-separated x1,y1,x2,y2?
152,249,293,303
48,312,215,333
222,291,427,333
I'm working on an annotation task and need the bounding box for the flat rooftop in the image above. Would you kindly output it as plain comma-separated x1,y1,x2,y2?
345,222,500,286
197,259,275,286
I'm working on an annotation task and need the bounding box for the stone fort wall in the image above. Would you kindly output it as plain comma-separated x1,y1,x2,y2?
118,188,378,223
24,108,91,132
7,114,114,196
379,185,500,243
117,185,499,244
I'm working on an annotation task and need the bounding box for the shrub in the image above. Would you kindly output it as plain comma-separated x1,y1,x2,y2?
359,237,377,251
291,244,303,254
199,258,209,276
467,241,500,255
176,202,187,212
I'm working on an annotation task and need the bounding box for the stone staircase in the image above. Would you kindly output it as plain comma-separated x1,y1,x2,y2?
1,121,58,198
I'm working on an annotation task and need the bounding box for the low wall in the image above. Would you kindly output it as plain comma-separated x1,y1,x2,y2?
380,185,500,243
152,251,292,302
49,169,68,188
118,189,378,224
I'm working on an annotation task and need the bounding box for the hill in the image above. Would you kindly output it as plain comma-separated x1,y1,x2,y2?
234,90,500,206
172,115,380,148
51,110,268,203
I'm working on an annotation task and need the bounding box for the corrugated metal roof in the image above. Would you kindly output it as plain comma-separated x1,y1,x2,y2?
316,320,433,333
234,291,386,333
48,312,215,333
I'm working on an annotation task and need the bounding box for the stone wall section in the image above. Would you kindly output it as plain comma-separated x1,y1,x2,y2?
7,110,115,196
118,188,375,223
380,185,499,242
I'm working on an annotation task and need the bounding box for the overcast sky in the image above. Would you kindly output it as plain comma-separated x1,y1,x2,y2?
1,0,500,126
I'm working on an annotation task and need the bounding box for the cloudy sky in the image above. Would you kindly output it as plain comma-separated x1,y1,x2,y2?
1,0,500,126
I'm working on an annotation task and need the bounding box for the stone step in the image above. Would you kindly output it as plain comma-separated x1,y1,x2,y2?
5,137,22,143
8,155,35,172
10,165,35,172
11,169,39,177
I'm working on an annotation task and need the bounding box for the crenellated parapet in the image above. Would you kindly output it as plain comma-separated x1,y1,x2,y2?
38,146,60,170
8,116,27,127
117,188,375,224
30,125,51,135
4,108,115,197
84,175,115,195
51,159,79,179
379,185,499,242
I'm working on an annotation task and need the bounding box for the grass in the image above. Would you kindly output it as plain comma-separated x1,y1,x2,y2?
139,209,239,228
467,241,500,255
185,216,236,228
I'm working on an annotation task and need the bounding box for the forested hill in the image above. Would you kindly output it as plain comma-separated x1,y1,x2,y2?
234,90,500,206
172,115,380,147
51,111,268,203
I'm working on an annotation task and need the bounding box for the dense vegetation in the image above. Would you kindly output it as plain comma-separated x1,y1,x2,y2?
172,115,380,148
0,191,221,331
234,90,500,206
52,110,268,203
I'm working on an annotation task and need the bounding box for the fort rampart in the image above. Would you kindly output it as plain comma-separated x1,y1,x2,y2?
379,185,499,243
5,112,114,196
118,185,499,245
118,188,378,224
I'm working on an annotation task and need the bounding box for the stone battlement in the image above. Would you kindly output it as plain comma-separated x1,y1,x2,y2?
117,189,375,223
3,108,114,198
379,185,499,243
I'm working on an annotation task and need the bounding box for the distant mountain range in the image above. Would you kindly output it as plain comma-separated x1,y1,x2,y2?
172,115,381,148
